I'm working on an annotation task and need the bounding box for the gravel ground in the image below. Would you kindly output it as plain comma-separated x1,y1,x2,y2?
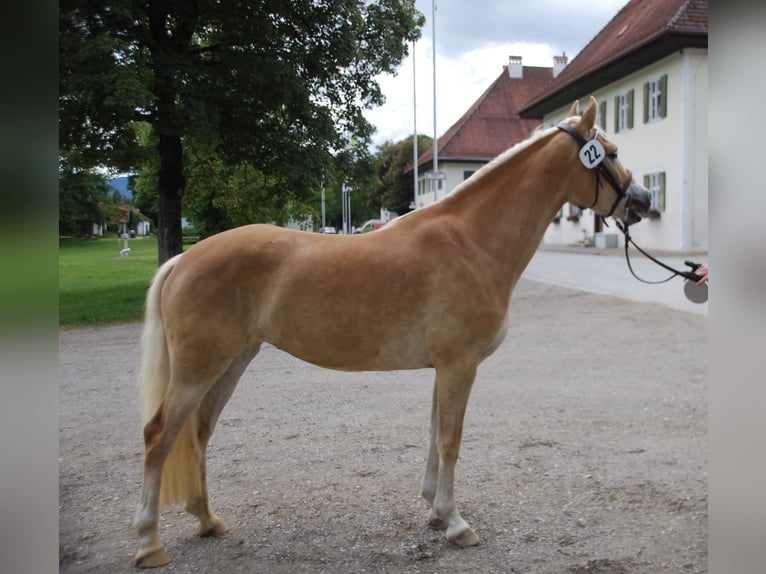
59,278,707,573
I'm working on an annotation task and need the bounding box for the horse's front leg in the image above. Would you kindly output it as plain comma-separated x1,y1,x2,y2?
424,362,481,547
420,381,440,514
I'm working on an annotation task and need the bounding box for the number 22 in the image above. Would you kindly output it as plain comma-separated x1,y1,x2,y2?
584,144,602,164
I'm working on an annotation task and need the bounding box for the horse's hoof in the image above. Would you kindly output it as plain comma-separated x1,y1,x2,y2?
428,517,448,530
134,546,171,568
448,527,481,547
199,519,229,537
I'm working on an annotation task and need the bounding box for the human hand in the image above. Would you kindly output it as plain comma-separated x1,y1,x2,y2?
695,263,708,285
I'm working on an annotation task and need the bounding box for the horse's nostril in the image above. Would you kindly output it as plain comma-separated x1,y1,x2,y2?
641,190,652,211
630,190,651,215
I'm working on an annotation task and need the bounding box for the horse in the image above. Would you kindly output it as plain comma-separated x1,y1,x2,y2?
133,97,651,567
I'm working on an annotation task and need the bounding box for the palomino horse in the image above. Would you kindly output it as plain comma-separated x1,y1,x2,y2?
133,97,651,567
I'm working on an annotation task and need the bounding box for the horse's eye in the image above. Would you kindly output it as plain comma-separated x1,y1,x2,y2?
607,152,618,160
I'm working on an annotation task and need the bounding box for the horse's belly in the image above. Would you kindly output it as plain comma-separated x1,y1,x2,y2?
266,322,431,372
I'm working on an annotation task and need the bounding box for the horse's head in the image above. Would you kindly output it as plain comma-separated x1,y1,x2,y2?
558,97,651,226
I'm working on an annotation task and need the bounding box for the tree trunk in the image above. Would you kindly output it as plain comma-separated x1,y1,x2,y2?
157,134,185,265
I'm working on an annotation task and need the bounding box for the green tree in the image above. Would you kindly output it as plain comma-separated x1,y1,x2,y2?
374,134,431,214
314,150,380,232
181,149,318,237
59,0,424,264
131,124,160,226
58,166,112,236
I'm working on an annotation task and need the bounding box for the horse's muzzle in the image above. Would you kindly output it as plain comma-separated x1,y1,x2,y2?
623,186,652,226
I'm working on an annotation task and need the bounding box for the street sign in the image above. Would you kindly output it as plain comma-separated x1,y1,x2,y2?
425,171,446,180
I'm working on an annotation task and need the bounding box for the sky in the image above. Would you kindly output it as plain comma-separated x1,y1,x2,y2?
364,0,629,149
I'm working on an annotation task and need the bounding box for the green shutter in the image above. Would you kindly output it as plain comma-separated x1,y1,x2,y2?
627,89,634,129
659,172,666,211
599,99,607,130
643,82,649,123
614,96,619,132
659,74,668,118
644,174,650,189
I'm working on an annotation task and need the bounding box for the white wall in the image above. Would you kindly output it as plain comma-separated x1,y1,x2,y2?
541,49,708,253
415,161,483,208
686,49,708,252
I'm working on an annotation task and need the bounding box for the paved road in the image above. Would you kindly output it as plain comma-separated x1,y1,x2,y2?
523,249,708,315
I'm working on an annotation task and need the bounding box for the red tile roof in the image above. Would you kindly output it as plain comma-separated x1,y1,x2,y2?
519,0,707,118
108,203,151,224
414,65,553,169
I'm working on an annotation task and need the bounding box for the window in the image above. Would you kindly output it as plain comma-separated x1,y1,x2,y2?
643,74,667,123
613,89,634,133
566,204,582,221
463,170,476,180
643,172,666,213
423,177,442,196
416,177,443,195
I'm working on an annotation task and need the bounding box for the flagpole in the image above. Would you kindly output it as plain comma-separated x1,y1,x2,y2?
412,40,418,211
432,0,438,199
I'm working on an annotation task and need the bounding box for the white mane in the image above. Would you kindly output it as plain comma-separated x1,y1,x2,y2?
449,122,564,198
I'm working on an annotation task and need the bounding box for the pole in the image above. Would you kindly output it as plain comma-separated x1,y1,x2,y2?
342,183,351,234
321,180,326,229
346,186,351,234
413,39,418,211
431,0,438,199
342,183,346,234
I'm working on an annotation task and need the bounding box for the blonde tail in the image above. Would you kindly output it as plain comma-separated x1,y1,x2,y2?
137,253,203,507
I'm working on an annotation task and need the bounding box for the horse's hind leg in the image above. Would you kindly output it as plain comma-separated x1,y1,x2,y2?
134,379,215,567
424,361,481,547
183,344,261,537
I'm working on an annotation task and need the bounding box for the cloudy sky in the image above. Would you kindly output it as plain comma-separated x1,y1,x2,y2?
365,0,629,148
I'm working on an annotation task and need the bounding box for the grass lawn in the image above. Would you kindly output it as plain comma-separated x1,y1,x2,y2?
59,236,161,326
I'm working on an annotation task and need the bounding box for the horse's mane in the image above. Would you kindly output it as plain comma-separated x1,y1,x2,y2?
448,123,564,199
385,116,579,228
448,115,586,199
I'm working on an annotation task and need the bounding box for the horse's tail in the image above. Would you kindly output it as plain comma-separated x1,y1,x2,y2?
137,253,202,507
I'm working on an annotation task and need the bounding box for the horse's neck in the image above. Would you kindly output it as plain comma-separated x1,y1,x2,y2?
445,138,567,290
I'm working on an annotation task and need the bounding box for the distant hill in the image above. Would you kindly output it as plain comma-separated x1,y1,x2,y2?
107,176,132,199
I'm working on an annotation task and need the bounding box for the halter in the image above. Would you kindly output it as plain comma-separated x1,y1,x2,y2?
557,121,703,286
556,122,634,221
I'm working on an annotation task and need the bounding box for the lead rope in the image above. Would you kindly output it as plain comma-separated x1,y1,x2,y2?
615,220,700,284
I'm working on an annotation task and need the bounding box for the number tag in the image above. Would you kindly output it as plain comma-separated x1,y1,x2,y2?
579,140,605,169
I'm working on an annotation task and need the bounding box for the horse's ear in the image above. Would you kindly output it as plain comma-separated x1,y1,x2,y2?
568,100,579,116
577,96,597,132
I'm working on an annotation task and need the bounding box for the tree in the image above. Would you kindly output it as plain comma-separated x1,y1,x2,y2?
181,149,319,237
313,151,381,232
59,0,424,264
58,166,112,236
374,134,432,215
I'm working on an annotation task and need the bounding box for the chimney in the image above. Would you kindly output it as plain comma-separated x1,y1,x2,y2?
508,55,523,79
553,52,568,78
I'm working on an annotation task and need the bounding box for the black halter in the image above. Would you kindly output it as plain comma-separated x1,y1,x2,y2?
556,122,633,219
557,121,702,285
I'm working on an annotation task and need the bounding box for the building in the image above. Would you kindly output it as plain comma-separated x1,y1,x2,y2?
109,204,152,237
520,0,707,253
409,0,707,254
410,56,557,208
